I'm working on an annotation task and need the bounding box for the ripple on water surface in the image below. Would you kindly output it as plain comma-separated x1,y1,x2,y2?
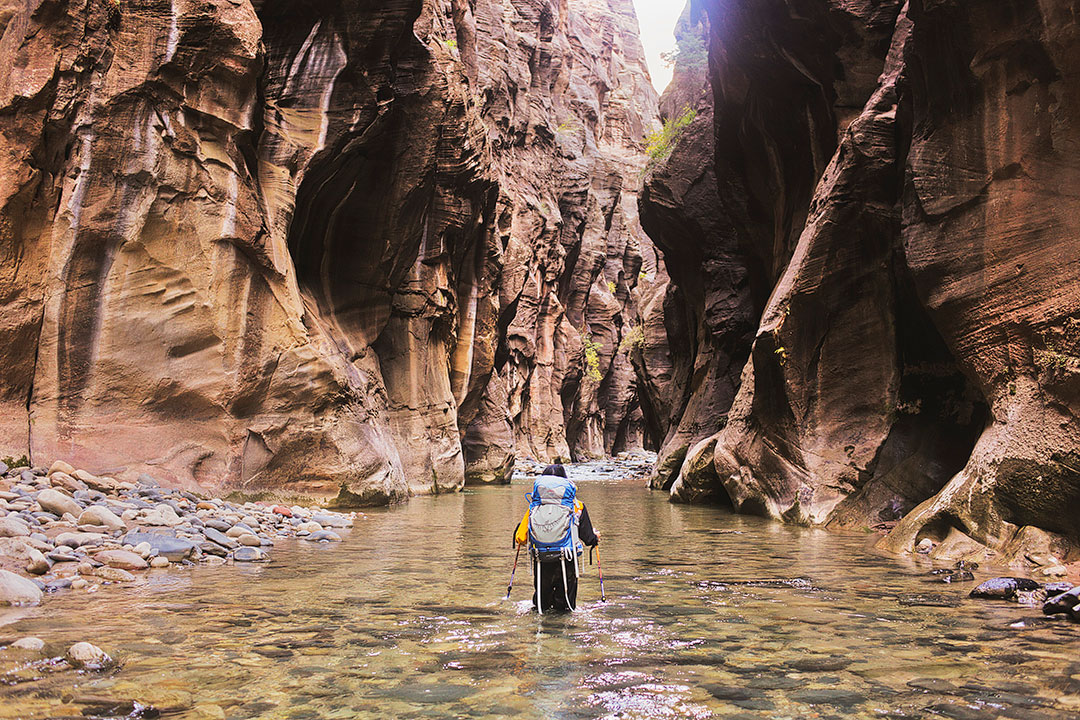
1,462,1079,719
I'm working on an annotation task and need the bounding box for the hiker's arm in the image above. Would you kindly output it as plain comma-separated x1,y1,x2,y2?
578,505,598,547
513,510,529,547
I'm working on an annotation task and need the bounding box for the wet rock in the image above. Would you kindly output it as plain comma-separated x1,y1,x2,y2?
122,532,197,561
200,542,228,558
0,569,43,605
970,578,1041,601
236,534,262,547
150,556,170,569
1043,586,1080,617
306,530,342,543
94,549,149,570
788,656,852,673
54,532,106,549
10,637,44,651
78,506,126,531
232,547,262,562
66,641,112,669
382,684,477,703
203,527,238,549
94,566,136,583
789,689,867,707
36,488,81,517
45,577,73,592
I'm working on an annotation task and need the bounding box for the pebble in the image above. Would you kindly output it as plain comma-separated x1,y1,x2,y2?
66,641,112,668
150,556,170,568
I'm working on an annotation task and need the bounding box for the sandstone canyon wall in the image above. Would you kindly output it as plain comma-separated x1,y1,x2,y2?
0,0,658,502
643,0,1080,566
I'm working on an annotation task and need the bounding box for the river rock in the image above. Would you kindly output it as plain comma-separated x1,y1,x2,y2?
66,641,112,668
150,556,170,568
313,514,347,528
142,504,183,527
23,546,49,575
49,471,87,493
970,577,1042,600
1043,586,1080,616
36,488,81,517
94,549,149,570
78,505,126,531
232,547,262,562
306,530,342,543
297,521,322,534
236,533,262,547
11,637,44,651
48,460,77,476
54,532,106,548
0,569,43,605
203,527,238,549
0,516,30,537
94,566,136,582
122,532,197,561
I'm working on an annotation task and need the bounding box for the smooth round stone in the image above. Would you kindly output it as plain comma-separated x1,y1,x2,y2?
236,533,262,547
94,549,148,570
133,541,153,558
297,521,323,534
970,577,1041,600
142,504,182,527
78,505,126,531
204,519,232,532
47,549,78,562
70,578,89,590
48,460,76,476
66,641,111,668
199,542,228,558
36,488,82,517
122,532,197,561
54,531,106,548
313,514,347,528
94,566,136,582
0,516,30,537
232,547,262,562
11,636,44,651
150,556,170,568
44,577,73,592
23,546,49,575
306,530,342,543
0,569,43,606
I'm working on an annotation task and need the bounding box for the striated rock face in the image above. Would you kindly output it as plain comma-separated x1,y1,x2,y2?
0,0,657,501
652,0,1080,564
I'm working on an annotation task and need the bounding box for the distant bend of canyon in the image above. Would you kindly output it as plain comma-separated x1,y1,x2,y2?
1,0,1077,567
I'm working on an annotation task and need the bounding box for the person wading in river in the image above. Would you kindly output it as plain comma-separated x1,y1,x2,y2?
512,464,599,613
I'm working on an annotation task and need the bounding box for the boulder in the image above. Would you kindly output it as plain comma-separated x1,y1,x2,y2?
0,516,30,538
122,532,197,561
66,642,112,668
94,549,149,570
78,505,126,531
970,577,1042,601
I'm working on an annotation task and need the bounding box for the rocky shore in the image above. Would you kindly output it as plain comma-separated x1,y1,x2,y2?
0,459,356,608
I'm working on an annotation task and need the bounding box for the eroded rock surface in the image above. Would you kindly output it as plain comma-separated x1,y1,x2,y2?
645,0,1080,565
0,0,658,500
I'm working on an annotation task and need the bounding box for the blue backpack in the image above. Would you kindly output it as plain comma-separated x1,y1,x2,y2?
527,476,578,561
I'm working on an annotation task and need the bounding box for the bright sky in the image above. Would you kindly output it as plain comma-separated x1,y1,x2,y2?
632,0,683,92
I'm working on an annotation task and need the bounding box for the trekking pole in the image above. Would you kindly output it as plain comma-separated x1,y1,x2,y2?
595,545,606,602
505,544,521,600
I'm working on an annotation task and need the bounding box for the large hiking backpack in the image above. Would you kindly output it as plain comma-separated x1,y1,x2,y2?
527,476,578,562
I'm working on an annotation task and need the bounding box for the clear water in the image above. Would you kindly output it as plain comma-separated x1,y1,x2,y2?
2,464,1078,719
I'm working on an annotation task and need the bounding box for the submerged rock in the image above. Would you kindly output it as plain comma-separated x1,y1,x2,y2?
66,641,112,669
0,569,43,606
1042,586,1080,619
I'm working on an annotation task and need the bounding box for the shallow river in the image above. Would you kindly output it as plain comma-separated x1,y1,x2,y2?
2,464,1079,719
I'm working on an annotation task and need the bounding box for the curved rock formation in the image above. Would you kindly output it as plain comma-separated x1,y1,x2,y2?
648,0,1080,565
0,0,658,501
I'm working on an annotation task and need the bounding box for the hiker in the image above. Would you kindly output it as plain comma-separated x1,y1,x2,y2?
513,464,599,612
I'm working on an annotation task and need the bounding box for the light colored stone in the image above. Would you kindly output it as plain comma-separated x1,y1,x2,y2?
134,541,152,558
49,471,87,493
1042,565,1068,577
94,549,148,570
11,637,44,651
236,533,262,547
54,531,106,548
23,546,49,575
93,566,136,582
297,521,323,534
78,505,126,531
150,556,170,568
0,569,42,606
142,504,182,527
48,460,76,477
66,641,111,668
36,488,81,517
0,516,29,538
70,578,88,590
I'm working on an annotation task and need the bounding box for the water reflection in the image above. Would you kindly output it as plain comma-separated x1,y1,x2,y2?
1,464,1078,719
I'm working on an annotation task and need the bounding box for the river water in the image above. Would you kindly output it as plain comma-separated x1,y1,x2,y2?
1,463,1078,719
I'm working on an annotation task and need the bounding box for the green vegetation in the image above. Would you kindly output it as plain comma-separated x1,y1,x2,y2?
660,25,708,73
445,38,458,50
555,121,580,135
582,334,604,382
638,270,648,282
607,280,617,294
773,345,788,366
644,106,697,165
1,454,29,469
619,324,646,354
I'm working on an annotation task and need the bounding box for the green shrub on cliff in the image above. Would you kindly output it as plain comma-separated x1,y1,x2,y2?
582,335,603,382
644,106,697,166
